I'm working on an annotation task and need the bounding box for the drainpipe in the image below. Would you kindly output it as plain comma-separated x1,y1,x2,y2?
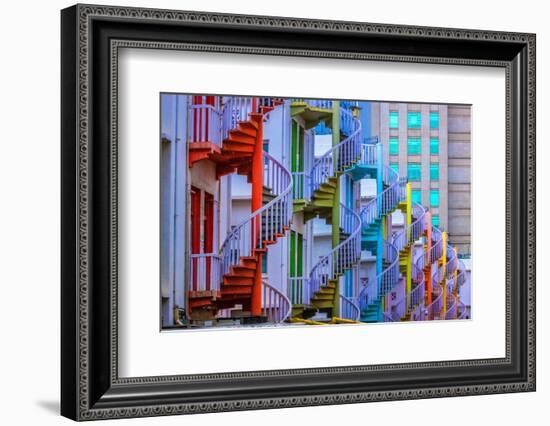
405,182,412,312
331,101,341,319
250,98,263,317
441,231,448,317
425,211,433,306
453,246,459,319
375,143,383,316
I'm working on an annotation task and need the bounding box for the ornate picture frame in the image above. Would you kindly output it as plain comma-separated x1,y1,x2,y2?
61,4,535,420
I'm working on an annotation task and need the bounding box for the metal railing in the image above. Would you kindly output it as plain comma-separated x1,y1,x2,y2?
457,259,468,288
358,240,399,311
189,103,223,146
360,166,404,228
190,253,222,292
420,226,444,270
221,96,258,141
340,100,359,110
392,203,428,253
359,142,378,167
219,152,292,280
262,280,291,323
458,300,469,319
427,282,443,320
409,267,426,313
339,295,361,321
291,171,311,200
287,276,311,306
309,108,362,195
445,294,458,320
291,99,333,109
384,297,405,322
257,97,283,109
309,203,362,296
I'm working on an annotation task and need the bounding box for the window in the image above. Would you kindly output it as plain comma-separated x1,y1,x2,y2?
389,137,399,155
430,111,439,129
407,137,421,155
430,190,439,207
262,253,268,274
389,163,399,174
407,163,421,181
389,111,399,129
430,163,439,181
407,112,421,128
411,189,421,203
432,215,440,227
430,137,439,155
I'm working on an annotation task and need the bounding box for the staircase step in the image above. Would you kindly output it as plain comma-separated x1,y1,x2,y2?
223,275,254,286
221,285,253,295
239,257,258,268
313,292,334,301
238,119,258,131
312,300,334,309
188,298,216,310
228,129,256,144
230,266,256,277
313,191,334,200
235,123,257,137
222,142,255,154
311,199,334,208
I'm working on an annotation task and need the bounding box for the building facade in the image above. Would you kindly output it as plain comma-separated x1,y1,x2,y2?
368,102,471,255
160,95,471,329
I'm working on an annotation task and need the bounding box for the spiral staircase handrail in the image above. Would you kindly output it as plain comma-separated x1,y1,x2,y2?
219,151,292,277
360,165,404,228
392,202,428,253
262,279,292,324
309,108,362,194
358,240,399,311
445,294,458,320
339,294,361,321
427,282,444,319
456,258,468,289
458,300,468,319
309,203,362,294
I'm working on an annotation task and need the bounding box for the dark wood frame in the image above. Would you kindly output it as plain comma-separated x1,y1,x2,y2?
61,4,536,421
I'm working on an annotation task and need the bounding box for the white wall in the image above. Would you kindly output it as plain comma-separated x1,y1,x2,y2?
0,0,546,425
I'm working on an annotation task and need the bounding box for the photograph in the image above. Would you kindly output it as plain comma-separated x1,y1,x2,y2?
160,96,472,329
52,2,536,421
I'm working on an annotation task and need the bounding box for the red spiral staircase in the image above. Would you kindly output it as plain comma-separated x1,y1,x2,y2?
187,97,291,321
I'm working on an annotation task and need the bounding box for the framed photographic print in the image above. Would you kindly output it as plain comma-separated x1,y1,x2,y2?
61,4,536,421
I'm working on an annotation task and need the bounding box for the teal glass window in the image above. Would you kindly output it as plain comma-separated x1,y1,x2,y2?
430,137,439,155
430,111,439,129
432,215,440,227
407,164,421,181
430,163,439,181
411,189,421,203
262,253,267,274
408,138,421,155
389,163,399,174
407,112,421,128
389,137,399,155
430,190,439,206
389,111,399,129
